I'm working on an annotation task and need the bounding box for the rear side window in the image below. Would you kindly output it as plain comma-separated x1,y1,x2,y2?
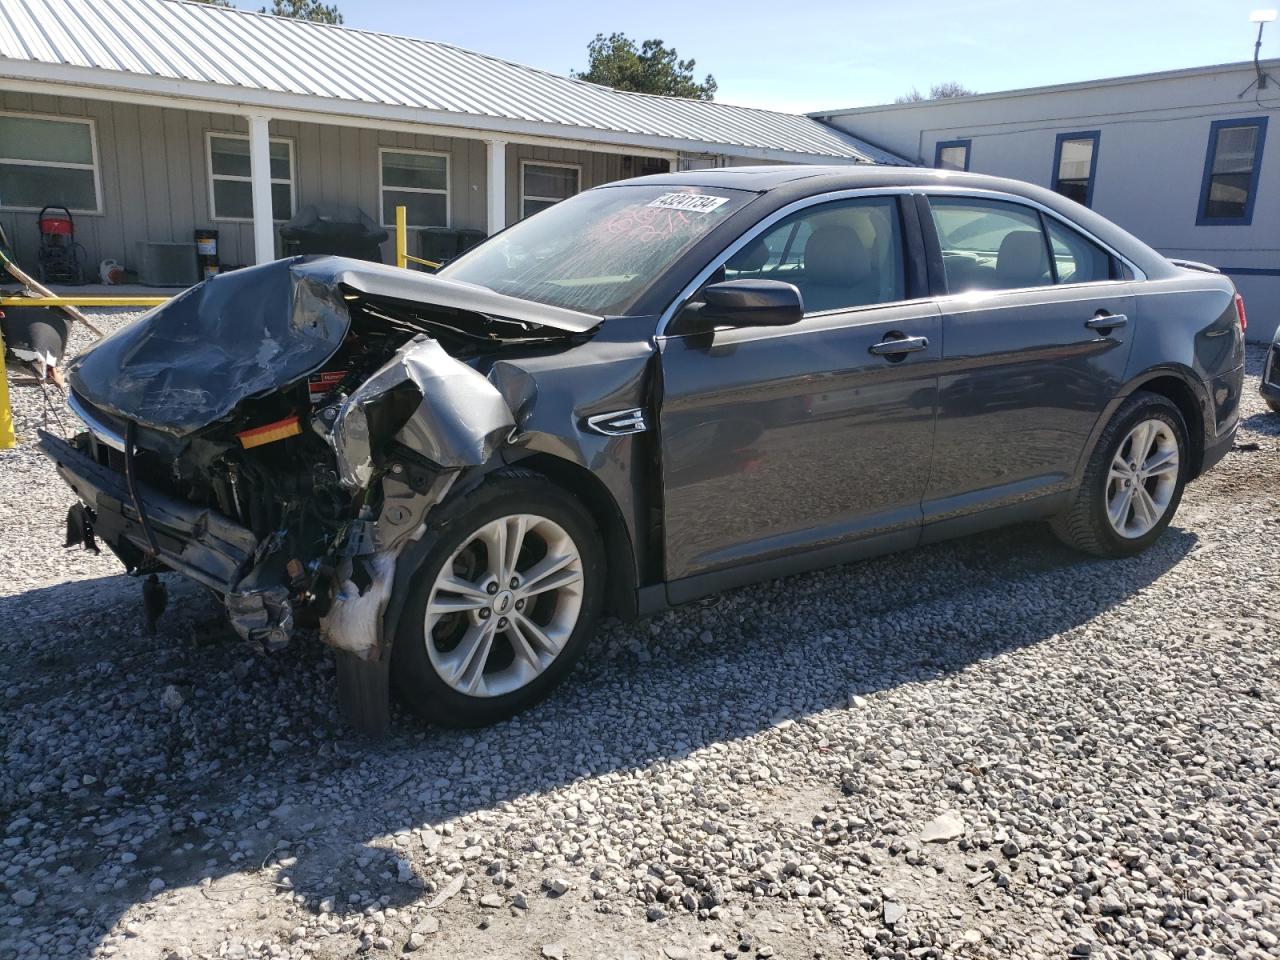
929,197,1051,292
929,197,1119,291
1046,218,1114,284
723,196,905,314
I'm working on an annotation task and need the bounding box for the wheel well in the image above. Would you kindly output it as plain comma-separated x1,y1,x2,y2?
507,453,640,619
1135,375,1206,477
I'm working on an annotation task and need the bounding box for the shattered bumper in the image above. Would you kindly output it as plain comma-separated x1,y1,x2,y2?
37,430,258,592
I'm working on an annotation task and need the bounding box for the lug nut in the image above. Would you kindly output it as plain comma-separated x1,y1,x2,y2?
479,609,491,620
515,599,525,610
510,577,520,588
497,617,509,629
486,582,499,595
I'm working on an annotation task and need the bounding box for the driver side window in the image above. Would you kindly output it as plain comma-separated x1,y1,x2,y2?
723,196,906,314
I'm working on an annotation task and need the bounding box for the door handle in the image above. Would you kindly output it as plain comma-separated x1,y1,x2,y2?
869,335,929,356
1086,312,1127,330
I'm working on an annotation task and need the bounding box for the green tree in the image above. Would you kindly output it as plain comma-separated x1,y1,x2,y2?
894,81,977,104
260,0,343,23
574,33,716,101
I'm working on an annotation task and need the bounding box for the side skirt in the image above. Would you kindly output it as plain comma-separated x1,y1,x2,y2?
656,528,919,610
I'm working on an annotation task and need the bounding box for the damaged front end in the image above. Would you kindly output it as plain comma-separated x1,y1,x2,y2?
40,256,596,666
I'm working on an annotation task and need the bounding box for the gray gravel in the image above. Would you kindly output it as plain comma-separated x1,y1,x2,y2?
2,319,1278,960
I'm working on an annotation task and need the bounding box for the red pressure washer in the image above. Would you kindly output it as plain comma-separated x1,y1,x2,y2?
36,205,86,285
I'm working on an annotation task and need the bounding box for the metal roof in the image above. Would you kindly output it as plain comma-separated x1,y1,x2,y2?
811,58,1280,118
0,0,907,164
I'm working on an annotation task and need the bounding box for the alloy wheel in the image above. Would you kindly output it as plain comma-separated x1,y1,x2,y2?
1105,418,1180,539
424,514,584,697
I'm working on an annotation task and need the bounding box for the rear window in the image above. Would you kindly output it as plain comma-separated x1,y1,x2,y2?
439,185,752,315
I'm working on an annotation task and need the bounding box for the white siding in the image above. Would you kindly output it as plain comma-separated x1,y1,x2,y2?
0,93,674,274
821,62,1280,340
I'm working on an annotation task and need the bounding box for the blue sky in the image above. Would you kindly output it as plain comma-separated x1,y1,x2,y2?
246,1,1277,112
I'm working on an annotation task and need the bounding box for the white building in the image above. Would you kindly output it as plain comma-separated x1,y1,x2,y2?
815,60,1280,341
0,0,899,275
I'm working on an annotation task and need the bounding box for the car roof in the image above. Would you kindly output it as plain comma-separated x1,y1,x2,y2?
613,164,1039,195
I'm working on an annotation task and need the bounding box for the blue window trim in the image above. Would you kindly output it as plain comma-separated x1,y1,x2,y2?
1221,266,1280,277
1051,130,1100,207
1197,116,1268,226
933,138,971,171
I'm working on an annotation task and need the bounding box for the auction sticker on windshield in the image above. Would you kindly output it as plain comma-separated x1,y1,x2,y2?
647,193,731,213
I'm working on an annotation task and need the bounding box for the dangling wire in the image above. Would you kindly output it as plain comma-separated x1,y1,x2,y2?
38,377,67,436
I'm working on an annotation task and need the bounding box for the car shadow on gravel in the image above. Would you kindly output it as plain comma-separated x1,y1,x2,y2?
0,520,1196,957
1241,411,1280,436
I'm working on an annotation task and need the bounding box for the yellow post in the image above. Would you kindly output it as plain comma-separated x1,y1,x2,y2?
0,297,170,308
0,331,15,450
395,205,408,270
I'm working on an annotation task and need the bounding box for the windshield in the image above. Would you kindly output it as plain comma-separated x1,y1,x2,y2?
438,184,753,315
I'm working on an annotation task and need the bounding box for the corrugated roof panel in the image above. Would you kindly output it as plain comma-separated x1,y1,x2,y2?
0,0,908,163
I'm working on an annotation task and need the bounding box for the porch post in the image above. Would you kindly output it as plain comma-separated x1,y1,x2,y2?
669,155,679,172
247,113,276,265
485,139,507,235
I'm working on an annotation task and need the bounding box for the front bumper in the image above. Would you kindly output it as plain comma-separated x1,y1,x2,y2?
1261,344,1280,403
37,430,258,592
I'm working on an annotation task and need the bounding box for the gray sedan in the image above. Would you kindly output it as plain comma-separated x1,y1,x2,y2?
44,166,1245,728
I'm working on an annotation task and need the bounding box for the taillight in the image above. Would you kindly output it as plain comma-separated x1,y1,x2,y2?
1234,292,1247,332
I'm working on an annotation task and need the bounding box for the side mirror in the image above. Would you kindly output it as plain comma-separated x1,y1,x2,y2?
670,279,804,334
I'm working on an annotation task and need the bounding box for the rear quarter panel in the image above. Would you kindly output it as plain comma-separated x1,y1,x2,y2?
1127,273,1244,439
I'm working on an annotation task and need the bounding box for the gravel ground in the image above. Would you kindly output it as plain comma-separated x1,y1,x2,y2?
2,316,1278,960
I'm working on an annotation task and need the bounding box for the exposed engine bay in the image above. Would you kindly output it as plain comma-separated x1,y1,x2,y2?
40,257,601,662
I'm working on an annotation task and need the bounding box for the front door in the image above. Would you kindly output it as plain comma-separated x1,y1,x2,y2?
657,194,941,594
920,194,1137,526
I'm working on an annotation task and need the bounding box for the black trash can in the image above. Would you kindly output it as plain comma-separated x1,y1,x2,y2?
418,226,462,265
280,205,389,263
457,229,487,254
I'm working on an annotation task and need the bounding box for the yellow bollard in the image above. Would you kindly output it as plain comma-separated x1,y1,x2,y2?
0,330,15,449
395,205,408,270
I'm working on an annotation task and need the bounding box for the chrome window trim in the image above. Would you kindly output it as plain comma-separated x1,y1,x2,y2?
655,185,1146,339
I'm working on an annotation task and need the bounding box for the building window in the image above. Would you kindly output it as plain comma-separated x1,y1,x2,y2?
1052,131,1100,207
933,139,970,171
1198,117,1268,225
677,154,722,172
207,133,294,222
520,161,581,218
380,149,448,227
0,112,102,214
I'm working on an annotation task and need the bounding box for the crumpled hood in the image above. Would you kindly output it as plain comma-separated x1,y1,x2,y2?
68,256,598,437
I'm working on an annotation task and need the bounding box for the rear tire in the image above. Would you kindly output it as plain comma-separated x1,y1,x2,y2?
1051,391,1189,558
391,473,604,727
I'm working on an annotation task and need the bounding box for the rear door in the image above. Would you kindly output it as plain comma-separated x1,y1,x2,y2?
919,193,1137,532
657,193,941,595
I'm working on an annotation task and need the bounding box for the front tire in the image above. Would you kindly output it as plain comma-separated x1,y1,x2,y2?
391,473,605,727
1051,391,1189,558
